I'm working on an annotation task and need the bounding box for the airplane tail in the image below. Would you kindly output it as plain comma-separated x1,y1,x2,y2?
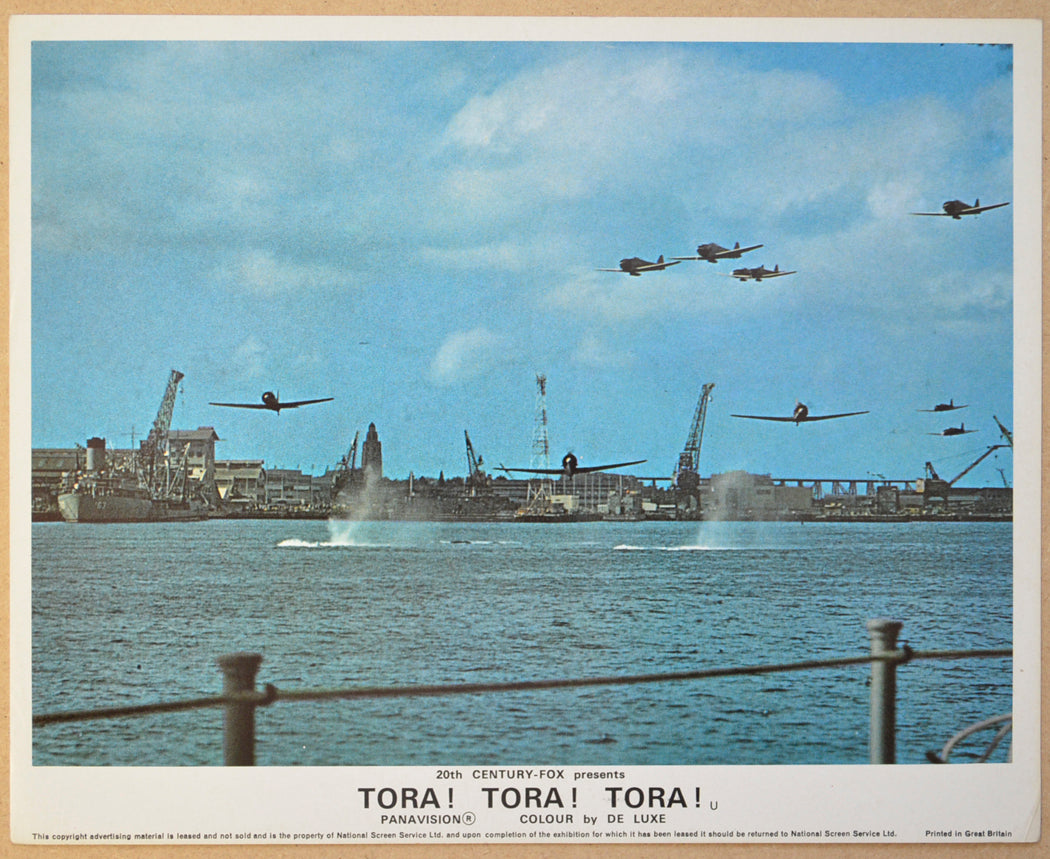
657,255,665,263
774,264,779,272
733,241,740,249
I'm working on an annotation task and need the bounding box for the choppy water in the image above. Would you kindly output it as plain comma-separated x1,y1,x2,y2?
30,519,1012,766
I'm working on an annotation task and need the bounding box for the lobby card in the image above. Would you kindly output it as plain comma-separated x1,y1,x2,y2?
8,12,1042,851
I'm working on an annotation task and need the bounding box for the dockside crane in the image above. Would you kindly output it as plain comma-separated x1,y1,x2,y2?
674,383,715,491
922,414,1013,506
464,430,490,494
332,431,360,498
949,416,1012,486
137,369,185,500
925,416,1012,489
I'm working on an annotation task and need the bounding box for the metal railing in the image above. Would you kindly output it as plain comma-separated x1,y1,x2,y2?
33,617,1011,766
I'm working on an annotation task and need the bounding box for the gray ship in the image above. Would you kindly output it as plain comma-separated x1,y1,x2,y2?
57,370,210,523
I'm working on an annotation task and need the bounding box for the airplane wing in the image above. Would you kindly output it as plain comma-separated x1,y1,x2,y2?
572,459,647,474
597,268,628,272
209,401,270,409
962,201,1010,215
278,397,335,409
918,405,968,412
909,211,951,216
714,243,763,258
673,244,764,261
635,260,681,271
731,411,868,422
800,410,869,421
730,414,798,422
501,459,647,474
717,273,751,280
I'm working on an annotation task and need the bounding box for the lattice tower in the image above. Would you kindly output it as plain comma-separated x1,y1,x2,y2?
530,373,551,471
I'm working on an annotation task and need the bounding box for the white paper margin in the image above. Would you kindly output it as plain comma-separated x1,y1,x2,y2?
9,14,1042,846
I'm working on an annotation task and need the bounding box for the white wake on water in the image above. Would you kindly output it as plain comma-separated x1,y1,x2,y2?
614,544,730,551
276,518,389,548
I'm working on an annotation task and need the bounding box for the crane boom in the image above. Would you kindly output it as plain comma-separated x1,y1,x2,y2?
674,383,715,490
332,431,360,497
138,369,184,493
465,430,489,494
465,430,481,478
950,445,1007,486
992,415,1013,448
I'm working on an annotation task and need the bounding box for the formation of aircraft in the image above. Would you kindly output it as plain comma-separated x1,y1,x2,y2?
721,264,796,282
672,241,763,263
209,391,334,413
929,423,978,437
919,399,968,412
910,198,1010,219
731,401,869,425
598,255,681,276
501,452,647,478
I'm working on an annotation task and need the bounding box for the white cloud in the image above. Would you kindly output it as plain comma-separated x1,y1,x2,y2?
429,327,504,385
572,332,636,369
217,249,348,295
228,335,267,381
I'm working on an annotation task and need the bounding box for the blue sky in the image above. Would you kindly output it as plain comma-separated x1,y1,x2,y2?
28,35,1017,484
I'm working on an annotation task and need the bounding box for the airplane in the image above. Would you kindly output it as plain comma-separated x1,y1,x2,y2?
731,401,869,424
598,255,681,276
501,452,647,478
910,199,1010,219
919,399,968,412
720,264,796,282
928,423,978,436
672,241,763,263
209,391,334,413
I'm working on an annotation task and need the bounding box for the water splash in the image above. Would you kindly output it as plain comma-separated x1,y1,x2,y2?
326,517,371,546
275,518,382,549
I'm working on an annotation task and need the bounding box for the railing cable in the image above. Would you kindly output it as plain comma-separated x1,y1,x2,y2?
33,646,1010,727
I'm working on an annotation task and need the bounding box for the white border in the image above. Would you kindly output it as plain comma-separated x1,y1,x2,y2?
9,15,1042,845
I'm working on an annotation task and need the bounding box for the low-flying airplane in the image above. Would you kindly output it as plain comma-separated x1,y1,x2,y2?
598,255,681,276
919,399,968,413
731,401,869,424
501,452,647,478
929,423,978,436
672,241,763,263
209,391,334,413
721,264,796,282
910,199,1010,219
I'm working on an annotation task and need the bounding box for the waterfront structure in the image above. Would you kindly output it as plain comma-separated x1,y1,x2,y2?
169,427,220,505
214,460,266,508
702,471,814,520
264,468,333,509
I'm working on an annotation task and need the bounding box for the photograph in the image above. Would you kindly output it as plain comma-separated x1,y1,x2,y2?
10,13,1041,846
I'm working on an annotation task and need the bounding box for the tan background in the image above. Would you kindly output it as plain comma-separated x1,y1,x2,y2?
2,2,1044,857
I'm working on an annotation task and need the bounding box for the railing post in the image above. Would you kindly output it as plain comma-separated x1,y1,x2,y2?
866,618,904,764
218,652,263,766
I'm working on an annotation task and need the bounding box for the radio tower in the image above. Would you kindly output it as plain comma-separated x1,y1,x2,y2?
527,373,553,512
531,373,551,471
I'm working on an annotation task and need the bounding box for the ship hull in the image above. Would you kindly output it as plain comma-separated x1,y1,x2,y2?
57,492,206,523
58,491,153,523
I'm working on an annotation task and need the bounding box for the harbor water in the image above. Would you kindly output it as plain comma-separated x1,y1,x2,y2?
30,519,1012,766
